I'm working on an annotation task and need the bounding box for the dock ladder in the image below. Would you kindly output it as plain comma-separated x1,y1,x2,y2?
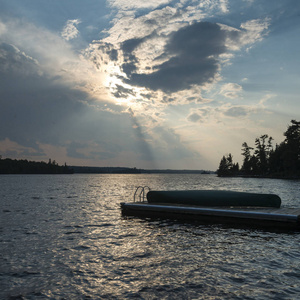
133,186,150,202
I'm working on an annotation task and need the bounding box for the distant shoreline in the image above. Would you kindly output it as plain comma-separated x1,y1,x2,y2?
0,157,215,175
218,174,300,180
70,166,216,175
0,158,73,174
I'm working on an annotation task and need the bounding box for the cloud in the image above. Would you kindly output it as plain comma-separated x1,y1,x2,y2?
187,112,202,123
101,17,268,97
104,5,181,45
0,42,40,75
187,108,210,123
0,17,112,102
239,18,270,48
220,83,243,99
223,106,249,117
219,0,229,13
0,40,159,166
0,18,74,68
0,138,45,158
108,0,172,10
112,84,136,98
187,104,253,124
0,52,88,153
0,17,157,165
61,19,81,41
87,2,270,107
122,22,233,93
0,21,6,35
0,36,126,161
0,0,280,170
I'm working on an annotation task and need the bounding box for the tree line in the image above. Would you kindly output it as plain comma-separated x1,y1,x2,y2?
217,120,300,178
0,157,74,174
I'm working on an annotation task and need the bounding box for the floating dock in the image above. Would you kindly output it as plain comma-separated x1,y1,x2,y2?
120,188,300,230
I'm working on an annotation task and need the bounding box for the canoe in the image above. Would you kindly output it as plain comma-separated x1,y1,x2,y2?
146,190,281,208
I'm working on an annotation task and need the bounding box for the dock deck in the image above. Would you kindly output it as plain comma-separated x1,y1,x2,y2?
120,202,300,230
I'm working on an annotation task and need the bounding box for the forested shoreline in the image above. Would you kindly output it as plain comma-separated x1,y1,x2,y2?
0,158,74,174
217,120,300,179
0,157,213,175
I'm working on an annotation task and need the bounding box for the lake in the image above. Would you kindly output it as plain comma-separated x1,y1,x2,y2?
1,174,300,299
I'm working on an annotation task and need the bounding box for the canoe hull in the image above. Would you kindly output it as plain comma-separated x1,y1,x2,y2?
147,190,281,208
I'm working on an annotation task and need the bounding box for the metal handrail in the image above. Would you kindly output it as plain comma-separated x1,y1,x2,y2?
133,186,150,202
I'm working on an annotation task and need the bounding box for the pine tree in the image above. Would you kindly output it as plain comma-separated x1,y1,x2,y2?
282,120,300,175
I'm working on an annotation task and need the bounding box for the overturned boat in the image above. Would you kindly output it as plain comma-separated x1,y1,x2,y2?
120,187,300,230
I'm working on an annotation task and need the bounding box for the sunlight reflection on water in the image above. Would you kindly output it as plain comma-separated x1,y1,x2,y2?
0,174,300,299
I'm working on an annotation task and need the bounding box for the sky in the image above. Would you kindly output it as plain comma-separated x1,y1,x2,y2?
0,0,299,170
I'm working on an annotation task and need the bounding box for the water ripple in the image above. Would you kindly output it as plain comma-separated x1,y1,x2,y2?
1,174,300,299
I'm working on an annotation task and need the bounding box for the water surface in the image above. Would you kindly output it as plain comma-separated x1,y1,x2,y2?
1,174,300,299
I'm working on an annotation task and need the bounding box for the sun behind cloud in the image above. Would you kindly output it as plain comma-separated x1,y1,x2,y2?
1,0,299,170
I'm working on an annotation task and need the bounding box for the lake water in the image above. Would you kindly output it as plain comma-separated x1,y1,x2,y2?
1,174,300,299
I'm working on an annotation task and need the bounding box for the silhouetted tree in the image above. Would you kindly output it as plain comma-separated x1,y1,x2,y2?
254,134,273,175
241,142,253,174
219,120,300,178
282,120,300,176
217,153,239,177
0,158,73,174
269,143,285,175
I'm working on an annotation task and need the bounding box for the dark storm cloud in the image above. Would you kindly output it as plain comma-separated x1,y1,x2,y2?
0,70,87,153
122,62,138,76
0,41,164,165
0,43,39,75
66,142,87,159
122,22,234,93
0,42,141,160
166,22,227,58
0,42,74,152
121,37,145,54
120,38,145,75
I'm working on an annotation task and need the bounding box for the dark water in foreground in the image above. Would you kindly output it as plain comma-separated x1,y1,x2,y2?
1,174,300,299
